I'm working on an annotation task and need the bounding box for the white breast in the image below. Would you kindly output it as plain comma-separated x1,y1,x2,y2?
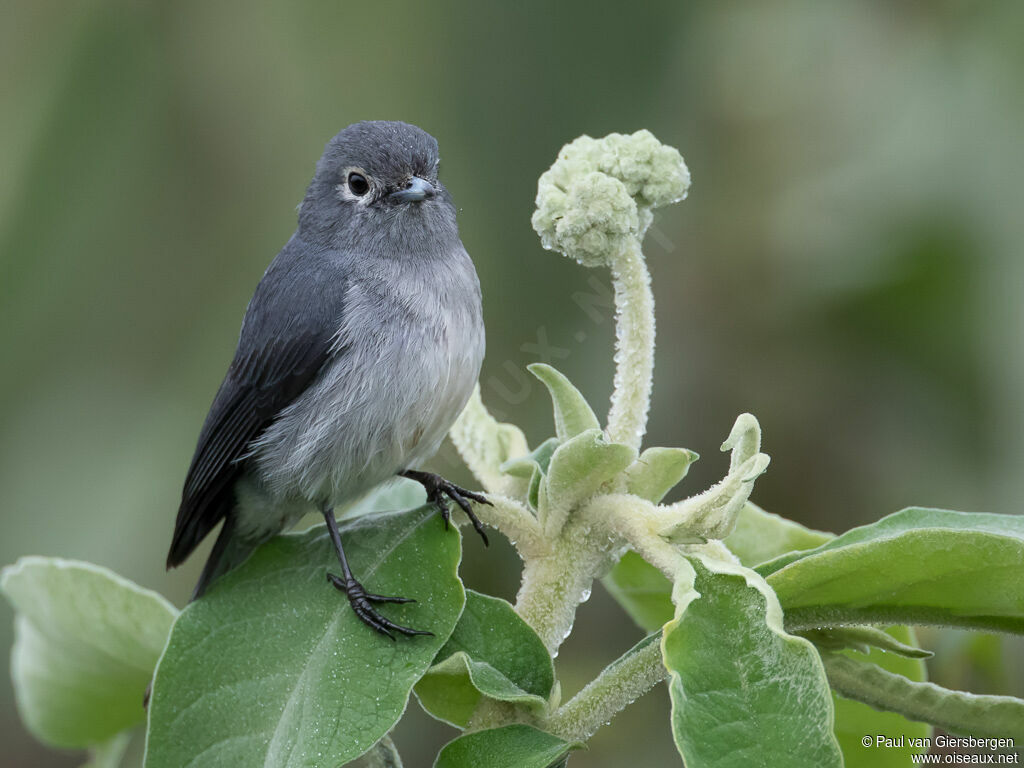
247,251,484,512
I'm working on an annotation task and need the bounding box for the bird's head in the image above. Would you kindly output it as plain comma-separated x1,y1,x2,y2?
298,121,458,249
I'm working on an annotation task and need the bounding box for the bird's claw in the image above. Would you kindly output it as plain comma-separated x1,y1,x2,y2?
401,470,492,546
429,482,491,546
327,572,432,640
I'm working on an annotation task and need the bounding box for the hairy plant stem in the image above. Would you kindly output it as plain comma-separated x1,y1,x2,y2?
605,239,655,452
514,522,613,655
468,496,548,560
823,653,1024,740
544,634,668,742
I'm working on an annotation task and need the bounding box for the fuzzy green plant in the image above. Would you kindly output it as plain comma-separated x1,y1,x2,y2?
4,130,1024,768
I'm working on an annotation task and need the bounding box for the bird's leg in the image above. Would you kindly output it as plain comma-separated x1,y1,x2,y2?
399,469,492,546
321,505,432,640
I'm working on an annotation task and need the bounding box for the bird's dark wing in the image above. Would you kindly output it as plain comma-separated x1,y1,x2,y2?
167,255,343,569
167,327,333,568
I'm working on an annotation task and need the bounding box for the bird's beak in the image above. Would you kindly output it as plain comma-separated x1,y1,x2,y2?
389,176,435,203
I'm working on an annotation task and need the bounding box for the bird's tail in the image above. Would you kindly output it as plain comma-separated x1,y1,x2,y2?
190,515,258,601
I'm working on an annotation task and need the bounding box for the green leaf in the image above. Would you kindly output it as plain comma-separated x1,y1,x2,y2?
0,557,177,749
724,502,832,567
500,437,559,479
801,626,932,659
831,626,932,768
528,464,544,511
663,556,843,768
624,446,698,503
528,363,600,441
434,724,578,768
144,505,465,768
757,508,1024,634
823,652,1024,739
602,551,673,632
539,428,636,536
415,590,554,728
499,437,559,511
665,415,769,541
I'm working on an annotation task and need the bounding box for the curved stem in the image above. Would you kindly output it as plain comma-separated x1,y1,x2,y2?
823,653,1024,740
469,496,548,560
605,239,655,451
545,633,667,742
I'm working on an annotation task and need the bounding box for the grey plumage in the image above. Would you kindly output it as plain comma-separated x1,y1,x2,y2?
168,121,485,603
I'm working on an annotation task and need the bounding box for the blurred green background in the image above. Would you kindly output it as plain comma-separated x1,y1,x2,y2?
3,1,1023,766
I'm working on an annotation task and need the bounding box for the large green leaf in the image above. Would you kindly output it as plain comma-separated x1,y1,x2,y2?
144,505,465,768
434,724,577,768
0,557,177,749
415,590,554,727
829,627,931,768
757,508,1024,633
662,556,842,768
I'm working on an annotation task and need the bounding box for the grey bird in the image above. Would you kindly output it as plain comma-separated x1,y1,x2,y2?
167,121,488,638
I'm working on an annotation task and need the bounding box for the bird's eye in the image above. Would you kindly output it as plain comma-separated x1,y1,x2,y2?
347,172,370,196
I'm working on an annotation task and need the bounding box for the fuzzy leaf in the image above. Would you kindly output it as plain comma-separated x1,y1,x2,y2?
830,626,932,768
624,447,698,503
501,437,560,511
801,626,932,659
0,558,177,749
529,363,600,441
824,652,1024,739
666,414,769,541
416,591,554,728
434,725,578,768
758,508,1024,634
540,428,636,536
662,556,842,768
501,437,560,479
144,505,464,768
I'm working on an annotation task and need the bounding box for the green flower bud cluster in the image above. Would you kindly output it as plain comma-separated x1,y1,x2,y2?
531,130,691,267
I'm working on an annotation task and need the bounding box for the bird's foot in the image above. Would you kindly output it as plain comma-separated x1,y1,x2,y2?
327,572,432,640
401,470,491,546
